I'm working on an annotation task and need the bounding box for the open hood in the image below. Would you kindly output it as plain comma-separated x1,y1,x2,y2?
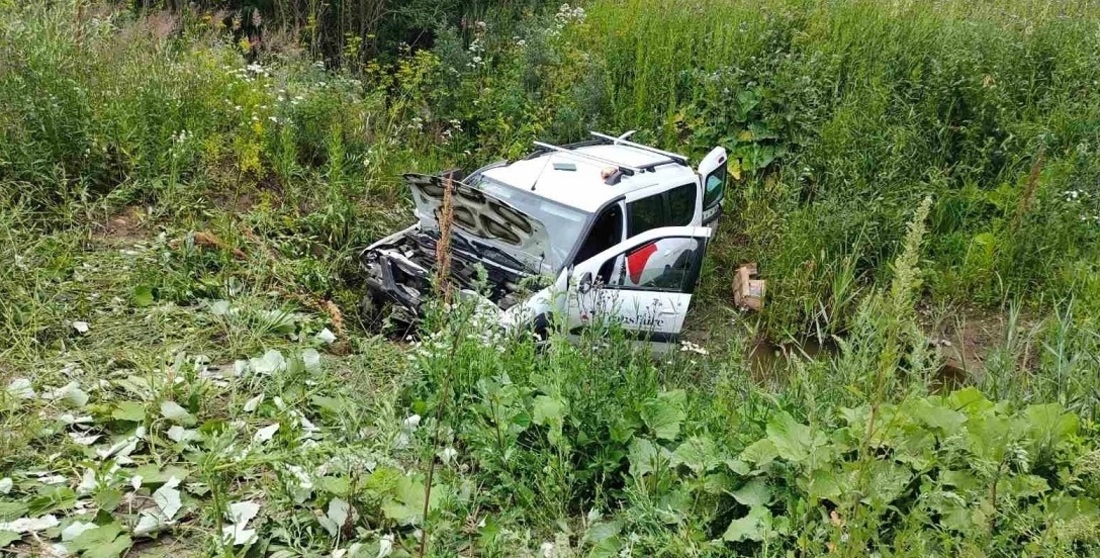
404,173,552,274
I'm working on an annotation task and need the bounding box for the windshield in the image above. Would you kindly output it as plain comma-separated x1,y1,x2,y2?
475,177,587,271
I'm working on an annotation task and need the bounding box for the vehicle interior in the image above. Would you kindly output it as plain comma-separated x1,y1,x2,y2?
573,203,624,265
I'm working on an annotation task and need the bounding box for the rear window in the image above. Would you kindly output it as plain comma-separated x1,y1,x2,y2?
628,194,665,236
627,183,697,235
666,183,696,226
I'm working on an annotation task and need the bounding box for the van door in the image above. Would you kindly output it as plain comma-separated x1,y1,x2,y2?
697,147,728,225
566,226,711,351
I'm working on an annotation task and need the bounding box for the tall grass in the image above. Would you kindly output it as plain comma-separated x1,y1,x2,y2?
576,0,1100,336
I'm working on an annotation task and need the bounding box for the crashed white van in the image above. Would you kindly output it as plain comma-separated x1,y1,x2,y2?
360,131,728,348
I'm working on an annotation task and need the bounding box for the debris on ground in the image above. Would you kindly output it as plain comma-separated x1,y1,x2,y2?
733,263,766,311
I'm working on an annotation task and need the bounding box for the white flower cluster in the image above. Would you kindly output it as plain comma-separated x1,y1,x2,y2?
1062,189,1100,222
467,31,486,69
553,3,587,31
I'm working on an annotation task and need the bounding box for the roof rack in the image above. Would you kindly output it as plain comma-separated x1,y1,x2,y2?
532,141,642,175
590,131,689,166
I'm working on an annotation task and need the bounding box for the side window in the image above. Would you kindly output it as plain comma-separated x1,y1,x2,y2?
627,194,664,236
703,165,727,210
597,237,704,293
666,183,696,226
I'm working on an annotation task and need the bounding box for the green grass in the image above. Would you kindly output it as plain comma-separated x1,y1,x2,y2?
1,0,1099,556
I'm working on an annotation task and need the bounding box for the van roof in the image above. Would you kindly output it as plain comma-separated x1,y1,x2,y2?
479,144,698,213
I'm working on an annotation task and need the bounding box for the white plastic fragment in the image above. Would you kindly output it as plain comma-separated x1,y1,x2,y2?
0,478,11,494
302,349,321,371
253,423,280,443
153,477,182,521
68,432,101,446
250,350,285,375
377,534,394,558
72,321,90,334
6,378,35,400
0,514,59,533
222,501,261,546
61,521,97,542
167,426,198,443
316,328,337,344
243,394,264,412
77,468,98,495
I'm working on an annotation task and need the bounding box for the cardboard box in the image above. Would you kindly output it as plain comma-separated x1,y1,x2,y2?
733,263,766,311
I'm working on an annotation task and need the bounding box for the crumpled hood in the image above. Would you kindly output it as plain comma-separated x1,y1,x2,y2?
404,173,552,274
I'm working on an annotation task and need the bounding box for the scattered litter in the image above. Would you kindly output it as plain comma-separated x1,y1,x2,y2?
222,501,261,546
302,349,321,371
43,382,90,408
61,521,97,542
316,328,337,344
733,263,767,312
72,321,90,334
250,349,286,375
0,514,59,534
377,534,394,558
253,423,280,443
77,468,98,495
160,401,197,426
6,378,35,400
0,478,11,494
167,426,198,443
153,477,183,521
68,432,101,446
243,394,264,412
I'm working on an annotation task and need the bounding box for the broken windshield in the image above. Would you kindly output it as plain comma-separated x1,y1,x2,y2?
474,176,587,272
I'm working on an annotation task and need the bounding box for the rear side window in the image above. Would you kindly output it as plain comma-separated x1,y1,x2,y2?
666,183,696,226
627,183,698,235
628,194,665,236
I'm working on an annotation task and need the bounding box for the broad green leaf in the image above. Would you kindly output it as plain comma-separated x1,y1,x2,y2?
0,502,28,521
160,401,196,426
94,488,123,512
111,401,145,423
860,460,912,509
947,387,993,416
628,438,670,477
382,476,426,526
84,535,132,558
641,390,686,441
71,522,123,551
671,436,720,475
732,478,772,508
319,476,351,497
722,506,772,542
766,411,824,463
583,519,621,543
0,530,18,547
1024,403,1078,450
131,285,154,307
132,465,190,486
739,438,778,465
532,395,567,446
911,399,966,433
587,535,621,558
805,466,843,502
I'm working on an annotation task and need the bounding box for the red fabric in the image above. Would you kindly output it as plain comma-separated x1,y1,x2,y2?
626,242,658,284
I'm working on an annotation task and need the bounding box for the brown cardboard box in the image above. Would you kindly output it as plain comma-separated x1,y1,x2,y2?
733,263,766,311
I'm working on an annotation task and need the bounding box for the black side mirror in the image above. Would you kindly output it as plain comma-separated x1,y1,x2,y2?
577,271,593,294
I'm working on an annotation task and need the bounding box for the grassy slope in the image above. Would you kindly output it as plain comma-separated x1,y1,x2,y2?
1,1,1099,557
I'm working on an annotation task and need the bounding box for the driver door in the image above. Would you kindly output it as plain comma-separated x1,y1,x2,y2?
566,226,711,351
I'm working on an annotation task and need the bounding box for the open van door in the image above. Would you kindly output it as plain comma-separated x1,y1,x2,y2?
697,147,728,225
566,226,711,352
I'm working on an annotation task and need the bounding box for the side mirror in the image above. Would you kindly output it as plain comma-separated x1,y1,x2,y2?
577,271,593,294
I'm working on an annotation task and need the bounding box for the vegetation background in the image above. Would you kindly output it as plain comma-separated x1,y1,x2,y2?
1,0,1098,556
